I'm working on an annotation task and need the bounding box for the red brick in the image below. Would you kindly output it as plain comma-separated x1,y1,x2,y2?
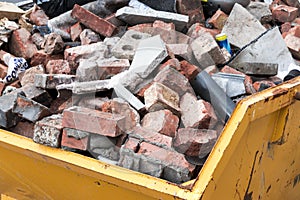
80,29,101,45
123,137,140,152
153,20,175,31
286,26,300,37
49,90,72,114
97,59,130,79
70,22,83,42
159,58,181,71
62,106,126,137
31,50,63,67
43,33,64,55
31,33,45,49
281,22,292,35
9,28,37,59
244,75,256,94
187,23,221,39
128,23,152,32
176,0,205,27
71,4,116,37
61,128,89,151
292,18,300,26
0,82,4,96
46,59,71,74
272,5,298,23
204,65,219,75
30,5,48,26
179,60,201,80
284,30,300,59
9,80,21,88
101,99,140,132
283,0,300,8
104,13,126,27
142,109,179,137
0,63,8,79
77,96,109,111
10,121,34,138
221,65,245,75
208,9,228,30
253,80,276,92
180,93,218,129
173,128,217,157
136,82,153,99
20,65,44,86
132,126,172,148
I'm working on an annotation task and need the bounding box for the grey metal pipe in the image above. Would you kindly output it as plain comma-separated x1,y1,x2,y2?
190,71,236,123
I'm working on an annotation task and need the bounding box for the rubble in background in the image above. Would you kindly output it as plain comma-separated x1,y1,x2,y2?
0,0,300,184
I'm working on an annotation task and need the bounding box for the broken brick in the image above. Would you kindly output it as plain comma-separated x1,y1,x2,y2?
272,5,298,23
142,109,179,137
70,22,83,42
31,33,45,50
253,80,276,92
46,59,71,74
80,29,102,45
97,58,130,79
180,93,218,129
61,128,89,151
30,5,49,26
33,114,63,147
43,33,65,55
31,50,63,67
71,4,116,37
62,106,126,137
187,23,221,39
9,28,37,59
152,20,175,31
9,121,34,139
179,60,201,80
176,0,205,27
0,63,8,79
208,9,228,30
173,128,217,158
0,92,20,128
20,65,44,86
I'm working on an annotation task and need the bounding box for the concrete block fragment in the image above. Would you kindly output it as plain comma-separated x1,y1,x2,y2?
142,109,179,137
154,66,195,98
70,22,83,42
246,1,272,24
0,92,20,128
8,28,37,59
191,30,227,68
180,93,217,129
208,9,228,30
9,121,34,139
62,106,126,137
233,62,278,76
34,74,76,89
61,128,89,151
144,82,180,116
229,27,294,79
222,3,266,49
131,126,173,149
43,33,64,55
212,72,246,97
71,4,116,37
33,114,63,147
76,60,99,82
272,5,298,23
96,58,130,79
173,128,217,158
111,30,151,60
102,98,140,132
46,59,71,74
115,6,189,31
80,29,101,45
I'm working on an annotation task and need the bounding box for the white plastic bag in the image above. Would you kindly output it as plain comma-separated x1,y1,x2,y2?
2,53,29,83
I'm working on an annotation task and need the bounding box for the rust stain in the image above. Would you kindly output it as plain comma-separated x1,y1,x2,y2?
272,88,289,99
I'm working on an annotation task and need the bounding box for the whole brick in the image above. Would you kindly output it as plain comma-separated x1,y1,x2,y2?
180,93,218,129
0,92,20,128
173,128,217,158
142,109,179,137
12,94,51,122
71,4,116,37
46,59,71,74
154,66,195,98
102,99,140,132
9,28,37,59
208,9,228,30
70,22,83,42
43,33,65,55
62,106,126,137
131,126,173,149
9,121,34,139
33,114,63,147
144,82,180,116
272,5,298,23
61,128,89,151
80,29,101,45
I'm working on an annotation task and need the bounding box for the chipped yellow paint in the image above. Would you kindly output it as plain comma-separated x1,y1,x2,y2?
1,77,300,199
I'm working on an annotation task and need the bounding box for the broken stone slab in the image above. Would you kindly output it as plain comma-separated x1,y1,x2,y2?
61,128,89,151
0,92,20,128
173,128,217,158
246,1,272,24
33,114,63,148
12,94,51,123
62,106,126,137
180,92,218,129
144,82,180,116
111,30,151,60
211,72,246,98
190,29,227,68
141,109,179,137
112,83,145,112
222,3,266,49
154,66,196,98
35,74,76,89
232,62,278,76
56,79,111,94
76,60,99,82
111,35,168,94
115,6,189,31
229,27,295,80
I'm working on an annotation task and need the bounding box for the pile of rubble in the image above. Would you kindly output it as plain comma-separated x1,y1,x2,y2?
0,0,299,184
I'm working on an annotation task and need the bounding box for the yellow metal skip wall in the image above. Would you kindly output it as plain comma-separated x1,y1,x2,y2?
0,78,300,199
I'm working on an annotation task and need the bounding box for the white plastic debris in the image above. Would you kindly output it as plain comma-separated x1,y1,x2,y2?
2,53,29,83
